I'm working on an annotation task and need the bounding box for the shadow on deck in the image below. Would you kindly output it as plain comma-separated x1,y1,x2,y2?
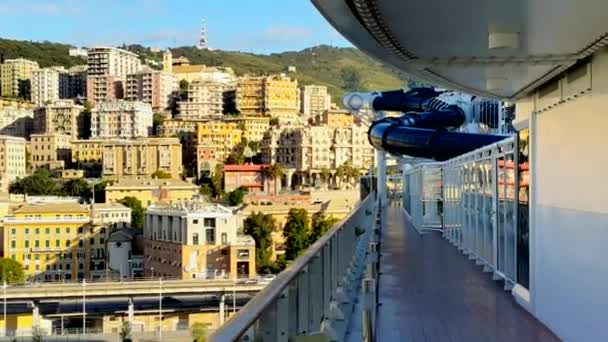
376,206,559,342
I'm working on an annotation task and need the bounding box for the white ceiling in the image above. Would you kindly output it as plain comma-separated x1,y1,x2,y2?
312,0,608,99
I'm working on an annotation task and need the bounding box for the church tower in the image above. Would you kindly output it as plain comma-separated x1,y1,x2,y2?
163,49,173,73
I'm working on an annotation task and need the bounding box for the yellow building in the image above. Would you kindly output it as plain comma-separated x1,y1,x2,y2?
102,137,183,179
236,75,299,117
196,121,242,162
105,178,199,208
30,133,71,170
0,58,39,99
0,98,35,110
144,201,256,279
226,116,270,142
3,201,92,281
71,139,105,166
163,50,206,83
314,109,356,128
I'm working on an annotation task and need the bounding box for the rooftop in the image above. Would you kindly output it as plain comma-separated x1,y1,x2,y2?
107,178,198,189
146,200,233,216
224,164,269,172
14,202,89,214
91,202,130,211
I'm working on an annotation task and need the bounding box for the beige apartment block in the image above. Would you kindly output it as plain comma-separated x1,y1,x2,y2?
301,85,331,119
0,58,39,99
31,68,61,107
177,80,234,119
101,137,182,179
71,139,105,166
313,109,356,128
126,67,176,112
144,201,256,279
91,100,153,139
225,116,270,142
30,133,71,170
236,75,299,117
86,75,124,105
0,135,26,183
87,47,141,78
33,100,85,139
105,178,199,208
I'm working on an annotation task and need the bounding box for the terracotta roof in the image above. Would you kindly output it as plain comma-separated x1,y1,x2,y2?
173,64,205,74
224,164,269,172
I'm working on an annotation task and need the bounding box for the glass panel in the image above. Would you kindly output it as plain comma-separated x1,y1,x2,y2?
484,159,494,266
517,129,530,288
504,152,517,281
497,153,506,273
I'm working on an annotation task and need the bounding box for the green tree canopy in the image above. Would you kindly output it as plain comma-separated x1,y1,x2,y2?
225,187,246,206
179,79,189,91
152,113,165,136
0,258,25,283
62,178,92,200
320,168,331,184
117,197,144,230
265,163,284,195
283,208,310,260
243,212,276,273
94,181,108,203
9,169,61,196
310,215,340,243
151,170,172,179
341,66,364,92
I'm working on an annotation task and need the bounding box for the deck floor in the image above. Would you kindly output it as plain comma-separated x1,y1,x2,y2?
375,206,560,342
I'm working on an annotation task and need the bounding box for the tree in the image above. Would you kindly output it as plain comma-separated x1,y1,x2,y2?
199,183,213,197
94,181,108,203
283,208,310,260
310,215,339,243
248,140,260,153
62,178,92,200
341,66,363,91
243,212,276,273
265,164,284,195
211,164,224,198
225,187,246,206
117,197,144,230
179,79,189,91
152,113,165,136
191,322,208,342
0,258,25,283
151,170,171,179
320,168,331,188
9,169,61,196
269,117,279,126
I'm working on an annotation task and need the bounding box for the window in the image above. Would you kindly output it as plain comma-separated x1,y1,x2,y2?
10,229,15,235
35,240,40,248
90,238,95,245
45,228,50,234
206,229,215,244
78,240,83,248
193,233,199,245
100,238,104,244
35,228,40,234
78,227,83,234
55,228,60,234
25,228,29,235
79,263,84,270
221,233,227,244
238,249,250,258
66,228,70,234
65,240,70,247
10,241,15,248
35,254,40,260
66,263,71,270
56,240,60,247
203,218,216,227
45,240,50,248
193,219,199,224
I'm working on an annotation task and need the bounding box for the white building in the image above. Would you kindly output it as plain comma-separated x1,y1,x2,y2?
31,68,60,107
69,47,88,58
87,47,141,78
300,85,331,118
0,135,26,184
107,229,144,279
91,100,153,139
0,106,33,138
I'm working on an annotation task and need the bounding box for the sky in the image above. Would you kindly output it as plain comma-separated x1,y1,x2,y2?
0,0,352,54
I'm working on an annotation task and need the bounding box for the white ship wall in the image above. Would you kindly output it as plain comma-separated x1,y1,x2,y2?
515,48,608,341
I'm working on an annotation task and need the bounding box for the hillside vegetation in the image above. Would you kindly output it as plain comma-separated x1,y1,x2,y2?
0,38,406,101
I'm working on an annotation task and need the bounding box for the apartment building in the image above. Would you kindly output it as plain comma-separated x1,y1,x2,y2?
86,75,124,105
87,47,141,78
177,80,235,119
225,116,270,142
126,67,176,112
33,100,85,139
163,50,205,83
31,68,60,107
91,100,153,139
0,58,39,99
0,135,26,184
261,124,375,172
313,109,356,128
90,203,132,279
196,121,242,174
105,178,199,208
157,119,200,176
236,75,299,117
0,100,34,138
3,201,92,281
71,139,104,167
30,133,71,170
144,201,256,279
59,65,87,99
101,137,182,179
300,85,331,119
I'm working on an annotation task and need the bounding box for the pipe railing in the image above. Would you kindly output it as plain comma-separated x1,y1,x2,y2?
210,193,376,341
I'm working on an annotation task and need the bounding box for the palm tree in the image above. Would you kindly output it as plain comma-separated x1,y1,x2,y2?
265,163,285,195
335,165,345,189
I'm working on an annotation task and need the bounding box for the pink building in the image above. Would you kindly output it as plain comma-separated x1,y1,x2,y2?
223,164,270,193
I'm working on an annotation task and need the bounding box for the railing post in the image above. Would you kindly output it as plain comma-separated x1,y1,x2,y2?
275,289,290,342
361,278,376,342
296,267,309,335
309,254,323,333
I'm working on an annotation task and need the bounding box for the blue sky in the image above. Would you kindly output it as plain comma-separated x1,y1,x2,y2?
0,0,351,54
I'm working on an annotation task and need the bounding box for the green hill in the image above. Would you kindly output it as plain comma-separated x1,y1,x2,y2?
0,38,406,101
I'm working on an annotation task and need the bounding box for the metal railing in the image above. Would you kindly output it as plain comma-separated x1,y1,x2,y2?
403,163,444,233
210,193,376,341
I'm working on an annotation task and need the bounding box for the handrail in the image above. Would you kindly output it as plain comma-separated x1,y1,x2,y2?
211,193,373,340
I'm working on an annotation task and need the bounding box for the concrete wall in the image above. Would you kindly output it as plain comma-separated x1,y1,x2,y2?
515,48,608,341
